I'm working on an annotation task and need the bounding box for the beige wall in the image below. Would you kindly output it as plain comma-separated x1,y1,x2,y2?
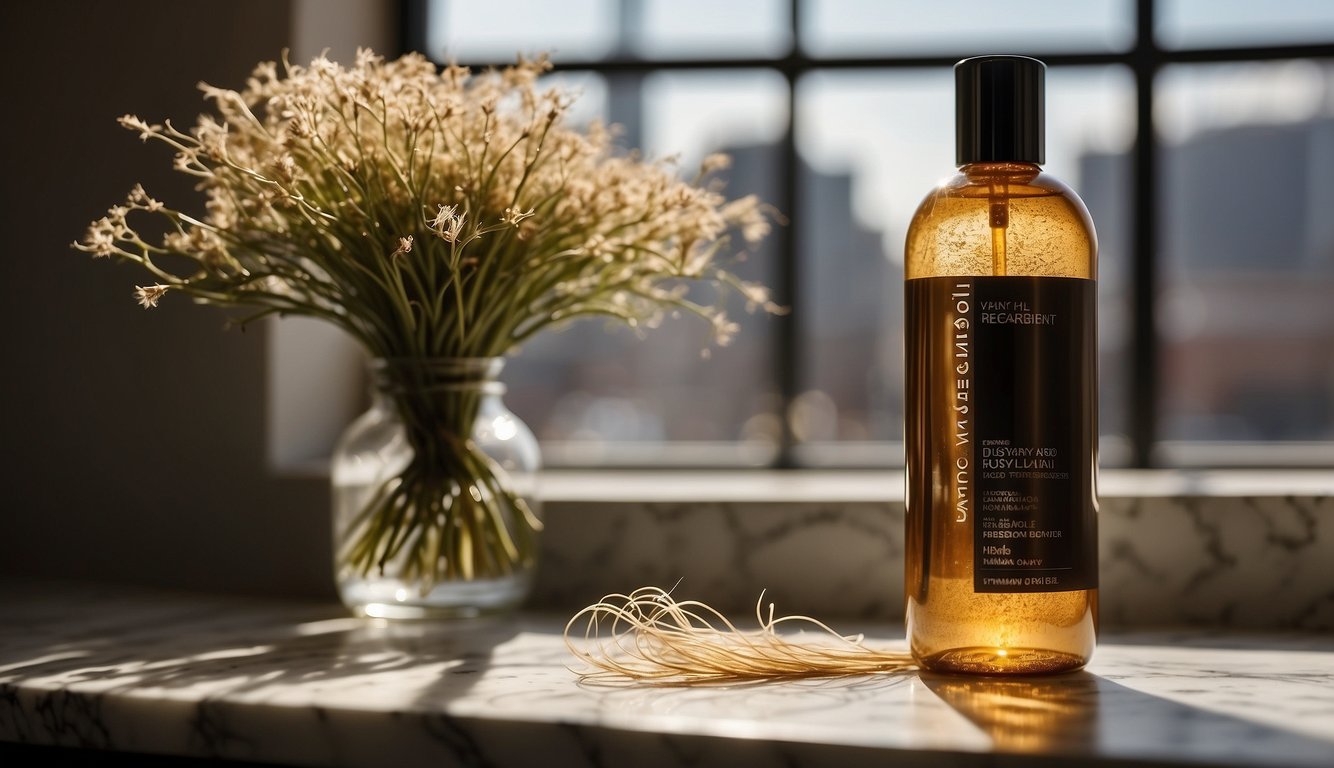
0,0,394,597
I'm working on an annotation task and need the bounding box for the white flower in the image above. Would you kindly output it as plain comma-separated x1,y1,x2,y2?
430,204,466,243
117,114,157,141
392,235,414,258
133,284,169,309
502,207,535,226
711,315,740,346
127,183,164,212
85,229,116,258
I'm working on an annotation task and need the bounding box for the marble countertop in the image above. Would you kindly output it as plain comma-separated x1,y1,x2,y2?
2,580,1332,768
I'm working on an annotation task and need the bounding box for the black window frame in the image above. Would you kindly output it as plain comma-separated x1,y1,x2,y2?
399,0,1334,469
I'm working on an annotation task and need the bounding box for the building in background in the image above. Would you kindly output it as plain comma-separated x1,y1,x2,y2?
1081,115,1334,442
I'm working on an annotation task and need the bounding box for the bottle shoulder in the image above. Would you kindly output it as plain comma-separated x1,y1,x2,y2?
905,166,1097,280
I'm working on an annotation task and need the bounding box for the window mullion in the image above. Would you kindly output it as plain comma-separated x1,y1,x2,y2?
1130,0,1160,467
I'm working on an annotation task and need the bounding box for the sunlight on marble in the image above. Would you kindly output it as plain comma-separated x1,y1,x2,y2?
2,579,1331,768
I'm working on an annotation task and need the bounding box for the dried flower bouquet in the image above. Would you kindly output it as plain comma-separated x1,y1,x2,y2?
74,49,775,593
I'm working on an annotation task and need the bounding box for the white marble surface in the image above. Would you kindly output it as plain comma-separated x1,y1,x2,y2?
2,580,1332,768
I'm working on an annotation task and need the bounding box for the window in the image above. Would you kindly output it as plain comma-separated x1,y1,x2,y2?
402,0,1334,468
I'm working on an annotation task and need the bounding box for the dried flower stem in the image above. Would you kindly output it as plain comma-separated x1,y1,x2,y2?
565,587,916,685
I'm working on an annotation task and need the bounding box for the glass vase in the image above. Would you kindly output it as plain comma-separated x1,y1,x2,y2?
332,358,541,619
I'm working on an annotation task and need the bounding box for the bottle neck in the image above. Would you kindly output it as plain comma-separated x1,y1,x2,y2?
959,161,1042,178
369,357,506,399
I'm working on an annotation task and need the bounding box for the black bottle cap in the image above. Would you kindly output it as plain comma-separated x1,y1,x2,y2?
955,55,1045,166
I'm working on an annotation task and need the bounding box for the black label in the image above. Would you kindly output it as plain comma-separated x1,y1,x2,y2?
909,276,1098,594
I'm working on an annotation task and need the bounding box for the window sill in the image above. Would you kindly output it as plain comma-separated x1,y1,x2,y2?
532,468,1333,631
537,467,1334,502
271,464,1332,629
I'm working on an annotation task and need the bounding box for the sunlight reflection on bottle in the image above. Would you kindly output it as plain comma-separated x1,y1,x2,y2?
493,414,518,441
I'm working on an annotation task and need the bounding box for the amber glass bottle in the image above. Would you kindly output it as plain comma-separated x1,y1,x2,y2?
904,56,1098,674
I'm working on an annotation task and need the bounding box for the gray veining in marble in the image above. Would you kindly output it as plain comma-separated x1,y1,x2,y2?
536,500,904,621
2,580,1332,768
535,489,1334,630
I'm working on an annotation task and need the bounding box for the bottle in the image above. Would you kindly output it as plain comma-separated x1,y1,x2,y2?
904,55,1098,674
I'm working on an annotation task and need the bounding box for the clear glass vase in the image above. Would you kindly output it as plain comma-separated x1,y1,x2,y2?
331,358,541,619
